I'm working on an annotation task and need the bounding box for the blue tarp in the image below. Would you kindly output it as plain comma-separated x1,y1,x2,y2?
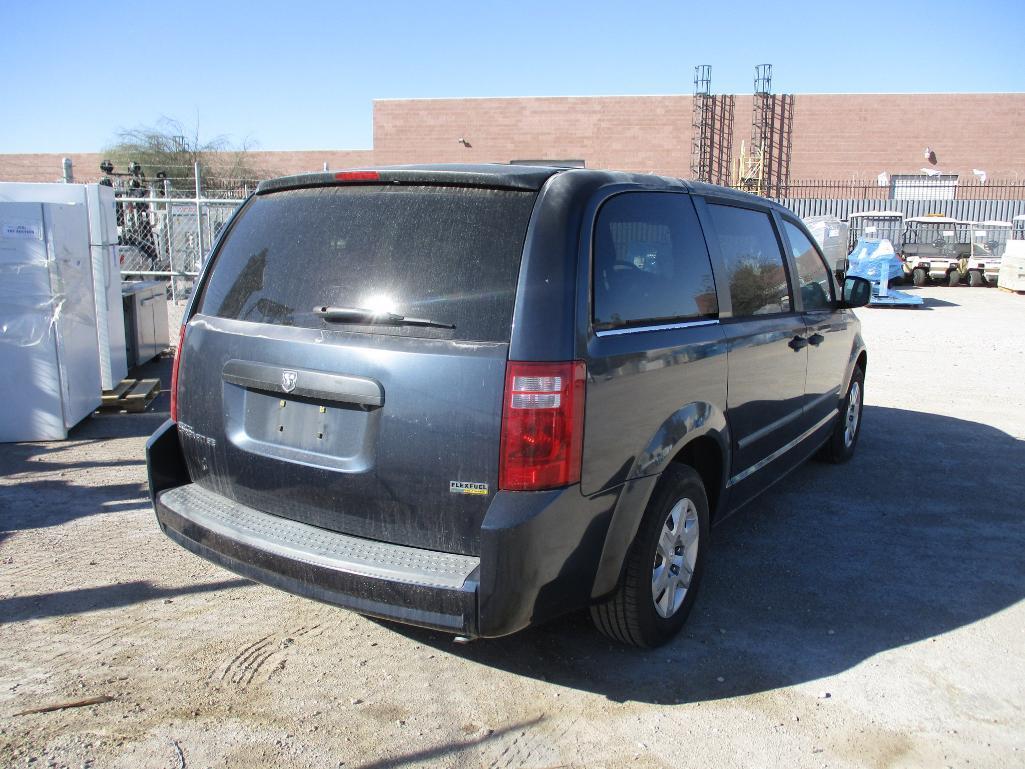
847,238,905,285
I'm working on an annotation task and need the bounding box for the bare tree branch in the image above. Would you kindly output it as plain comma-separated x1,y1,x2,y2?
103,116,265,194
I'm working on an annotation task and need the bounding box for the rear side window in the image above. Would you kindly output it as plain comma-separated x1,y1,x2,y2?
197,185,537,342
592,193,718,329
782,220,834,310
706,204,792,317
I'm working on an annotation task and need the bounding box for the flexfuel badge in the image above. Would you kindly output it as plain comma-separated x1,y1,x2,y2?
449,481,489,496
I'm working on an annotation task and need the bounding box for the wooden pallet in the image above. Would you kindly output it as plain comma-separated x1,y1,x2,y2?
99,378,161,413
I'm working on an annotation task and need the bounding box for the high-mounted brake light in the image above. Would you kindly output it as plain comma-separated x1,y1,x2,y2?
334,171,380,182
499,361,586,491
169,323,186,422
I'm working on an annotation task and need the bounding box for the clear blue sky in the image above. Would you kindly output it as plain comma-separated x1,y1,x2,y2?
3,0,1023,153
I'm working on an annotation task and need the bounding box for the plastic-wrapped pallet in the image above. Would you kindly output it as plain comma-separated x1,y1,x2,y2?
803,215,850,273
847,238,907,285
998,240,1025,291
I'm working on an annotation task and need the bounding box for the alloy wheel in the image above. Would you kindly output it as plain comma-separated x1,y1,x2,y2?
651,498,699,619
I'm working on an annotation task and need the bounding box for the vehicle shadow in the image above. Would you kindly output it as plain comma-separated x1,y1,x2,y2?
384,405,1025,704
0,578,250,624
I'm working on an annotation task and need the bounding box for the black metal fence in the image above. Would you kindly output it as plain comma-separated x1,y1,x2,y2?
771,179,1025,201
775,198,1025,223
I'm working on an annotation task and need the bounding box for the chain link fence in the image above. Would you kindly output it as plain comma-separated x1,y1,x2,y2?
113,162,254,302
117,195,244,301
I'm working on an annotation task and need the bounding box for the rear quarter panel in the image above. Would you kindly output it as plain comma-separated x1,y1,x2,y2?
581,328,729,494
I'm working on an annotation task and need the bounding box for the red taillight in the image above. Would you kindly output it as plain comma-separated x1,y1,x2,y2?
169,323,186,422
334,171,380,182
499,361,586,491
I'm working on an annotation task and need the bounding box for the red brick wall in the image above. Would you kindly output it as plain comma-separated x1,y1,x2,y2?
0,153,105,183
247,150,375,177
373,93,1025,181
373,95,694,177
786,93,1025,180
2,93,1023,184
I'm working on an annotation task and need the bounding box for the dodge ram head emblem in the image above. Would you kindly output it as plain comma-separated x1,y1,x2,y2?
281,370,298,393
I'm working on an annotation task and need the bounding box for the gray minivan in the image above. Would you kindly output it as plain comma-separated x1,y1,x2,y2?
147,165,871,648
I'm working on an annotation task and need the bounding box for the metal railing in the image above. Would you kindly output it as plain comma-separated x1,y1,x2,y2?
767,178,1025,201
774,197,1025,224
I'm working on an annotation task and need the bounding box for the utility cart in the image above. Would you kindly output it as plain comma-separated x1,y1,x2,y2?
1012,214,1025,241
901,217,971,286
962,220,1012,286
848,210,905,253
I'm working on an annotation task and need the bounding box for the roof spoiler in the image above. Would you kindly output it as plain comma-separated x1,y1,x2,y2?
256,165,561,195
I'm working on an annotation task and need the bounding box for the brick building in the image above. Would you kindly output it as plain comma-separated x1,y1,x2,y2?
3,92,1024,184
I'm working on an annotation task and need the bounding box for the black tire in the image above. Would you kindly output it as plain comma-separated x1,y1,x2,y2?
968,270,985,287
591,464,709,648
819,366,865,464
948,270,961,287
912,268,928,287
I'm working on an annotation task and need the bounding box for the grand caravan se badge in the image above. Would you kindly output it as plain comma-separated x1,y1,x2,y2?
449,481,489,496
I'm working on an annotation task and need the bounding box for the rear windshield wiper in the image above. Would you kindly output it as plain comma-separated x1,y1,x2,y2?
313,306,455,330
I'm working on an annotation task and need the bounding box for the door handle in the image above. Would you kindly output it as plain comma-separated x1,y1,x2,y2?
808,333,825,347
788,335,808,351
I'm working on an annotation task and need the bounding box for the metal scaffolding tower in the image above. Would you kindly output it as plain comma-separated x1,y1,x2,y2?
690,65,735,186
737,64,794,196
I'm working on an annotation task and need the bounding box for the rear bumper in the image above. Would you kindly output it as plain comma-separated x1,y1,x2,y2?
146,420,623,638
155,482,479,634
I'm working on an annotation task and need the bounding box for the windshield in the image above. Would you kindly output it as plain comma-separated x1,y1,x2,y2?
197,184,537,342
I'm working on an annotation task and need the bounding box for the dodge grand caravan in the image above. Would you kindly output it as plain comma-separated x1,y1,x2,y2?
147,165,871,648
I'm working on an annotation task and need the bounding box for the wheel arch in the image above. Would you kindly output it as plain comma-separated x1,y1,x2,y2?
843,335,868,395
589,402,728,600
669,434,725,523
855,348,867,377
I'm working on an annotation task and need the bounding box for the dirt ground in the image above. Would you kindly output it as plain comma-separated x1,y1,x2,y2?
2,286,1024,769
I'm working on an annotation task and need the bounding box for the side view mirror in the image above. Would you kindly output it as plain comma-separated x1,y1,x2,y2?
841,275,872,308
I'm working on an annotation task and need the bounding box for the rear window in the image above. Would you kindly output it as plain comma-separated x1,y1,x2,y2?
197,185,537,342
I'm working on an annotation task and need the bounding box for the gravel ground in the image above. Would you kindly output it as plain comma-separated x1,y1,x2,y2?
2,286,1024,769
